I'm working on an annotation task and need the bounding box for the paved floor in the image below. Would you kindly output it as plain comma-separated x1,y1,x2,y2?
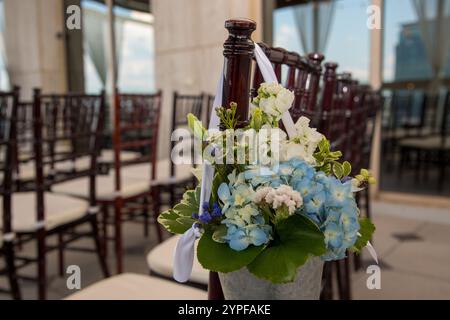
1,200,450,300
352,201,450,299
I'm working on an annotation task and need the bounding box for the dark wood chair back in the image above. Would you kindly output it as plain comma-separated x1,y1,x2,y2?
205,93,215,124
251,43,325,125
31,90,106,208
170,91,203,177
0,88,19,238
113,91,162,191
440,90,450,144
15,92,106,193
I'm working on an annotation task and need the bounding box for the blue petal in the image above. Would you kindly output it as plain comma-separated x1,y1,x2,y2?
229,236,250,251
217,183,231,202
249,228,269,246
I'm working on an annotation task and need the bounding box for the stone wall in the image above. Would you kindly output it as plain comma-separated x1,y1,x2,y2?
4,0,67,99
152,0,263,160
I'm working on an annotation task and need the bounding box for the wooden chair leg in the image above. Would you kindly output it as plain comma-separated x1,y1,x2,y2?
57,233,65,277
353,252,362,271
344,256,352,300
4,241,21,300
114,198,123,274
438,150,446,191
37,229,47,300
101,204,108,258
320,261,333,300
89,214,110,278
151,187,163,243
335,260,346,300
364,188,371,221
143,196,149,238
208,271,224,300
169,186,176,208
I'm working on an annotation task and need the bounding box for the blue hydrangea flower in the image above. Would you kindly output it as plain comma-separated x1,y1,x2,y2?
264,159,361,261
224,224,270,251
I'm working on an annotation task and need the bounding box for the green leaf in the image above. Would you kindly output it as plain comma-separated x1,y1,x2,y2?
342,161,352,177
212,224,227,243
349,217,376,253
173,186,201,217
157,209,193,234
187,113,206,140
197,229,265,273
322,162,331,175
210,172,225,204
247,214,326,284
157,186,201,235
332,162,344,179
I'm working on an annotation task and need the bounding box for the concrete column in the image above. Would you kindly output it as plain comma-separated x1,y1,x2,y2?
369,0,383,197
4,0,67,99
152,0,262,160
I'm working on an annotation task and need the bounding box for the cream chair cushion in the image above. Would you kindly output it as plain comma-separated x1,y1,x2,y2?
52,173,150,201
55,150,142,173
399,135,450,150
99,150,141,163
65,273,206,300
147,235,209,285
0,192,88,233
121,159,193,181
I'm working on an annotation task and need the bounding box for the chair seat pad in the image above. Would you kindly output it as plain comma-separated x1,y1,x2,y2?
147,235,209,285
52,173,150,201
99,150,141,164
65,273,206,300
399,135,450,150
0,192,88,233
121,159,193,182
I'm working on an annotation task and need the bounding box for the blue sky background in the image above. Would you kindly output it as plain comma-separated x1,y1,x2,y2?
274,0,419,83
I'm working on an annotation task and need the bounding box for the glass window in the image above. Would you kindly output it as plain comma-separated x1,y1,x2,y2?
0,0,9,90
81,0,154,93
273,0,370,83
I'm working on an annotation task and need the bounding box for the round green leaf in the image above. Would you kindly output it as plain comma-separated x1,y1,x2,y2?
247,214,326,284
197,230,265,273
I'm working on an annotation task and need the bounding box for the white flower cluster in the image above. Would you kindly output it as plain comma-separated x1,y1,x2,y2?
253,185,303,215
281,116,323,165
252,82,295,120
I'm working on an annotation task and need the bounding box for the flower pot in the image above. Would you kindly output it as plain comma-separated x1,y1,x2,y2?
218,257,324,300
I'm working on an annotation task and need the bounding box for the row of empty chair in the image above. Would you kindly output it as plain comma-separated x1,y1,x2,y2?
0,87,216,299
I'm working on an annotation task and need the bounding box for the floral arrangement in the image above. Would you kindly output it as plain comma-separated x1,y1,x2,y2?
158,82,375,284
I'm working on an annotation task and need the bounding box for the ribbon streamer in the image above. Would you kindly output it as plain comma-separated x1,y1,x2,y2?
172,72,224,282
173,225,202,282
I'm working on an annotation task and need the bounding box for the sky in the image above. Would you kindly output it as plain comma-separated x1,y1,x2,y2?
274,0,419,83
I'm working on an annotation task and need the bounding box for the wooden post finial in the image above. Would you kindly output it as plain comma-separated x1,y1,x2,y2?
222,19,256,127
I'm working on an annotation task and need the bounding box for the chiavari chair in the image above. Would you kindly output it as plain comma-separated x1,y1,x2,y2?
251,43,324,125
53,90,162,274
6,89,109,300
149,91,203,223
205,93,215,124
0,88,21,299
397,90,450,190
